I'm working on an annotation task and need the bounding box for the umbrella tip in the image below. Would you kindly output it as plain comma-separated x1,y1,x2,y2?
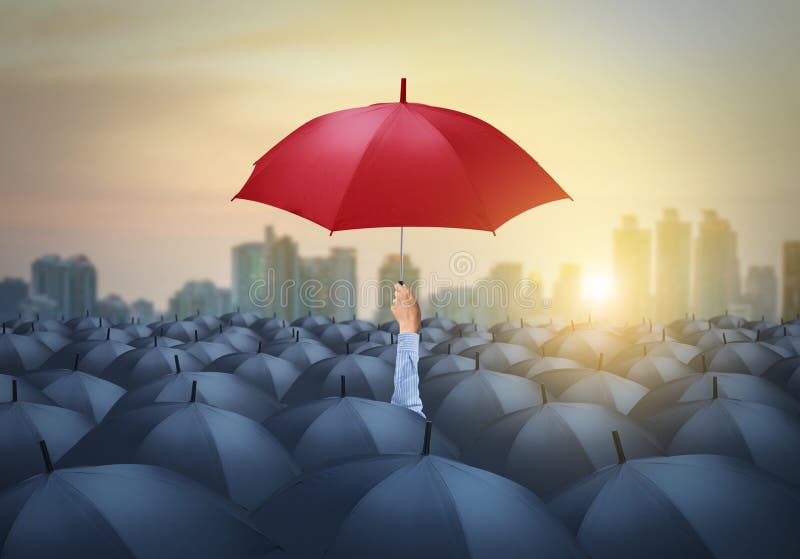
712,375,718,399
190,380,197,402
174,354,181,374
421,420,432,455
11,379,17,402
539,382,547,404
400,77,407,103
340,374,346,398
611,430,626,464
39,440,54,473
474,351,480,370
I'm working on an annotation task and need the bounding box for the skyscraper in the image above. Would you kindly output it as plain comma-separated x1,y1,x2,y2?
31,254,97,319
478,262,523,325
613,215,651,323
0,278,28,322
168,280,230,318
783,241,800,320
326,247,357,322
743,266,777,321
654,208,691,323
131,298,156,324
376,254,420,323
552,263,581,321
232,241,265,314
96,294,131,324
693,210,740,318
264,226,303,320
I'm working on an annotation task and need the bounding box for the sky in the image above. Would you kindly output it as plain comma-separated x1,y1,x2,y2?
0,0,798,312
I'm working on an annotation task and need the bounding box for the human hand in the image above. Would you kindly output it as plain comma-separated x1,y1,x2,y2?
391,283,421,333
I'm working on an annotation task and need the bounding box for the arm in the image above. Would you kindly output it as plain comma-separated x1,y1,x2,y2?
390,283,425,417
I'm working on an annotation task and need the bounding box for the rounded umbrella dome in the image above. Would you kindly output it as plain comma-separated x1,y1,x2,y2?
128,335,184,348
431,335,489,355
316,323,359,353
290,314,331,329
360,341,434,364
59,402,299,509
540,330,628,367
609,340,701,368
233,81,571,233
419,326,453,344
0,334,53,374
683,328,755,350
264,396,457,470
347,329,393,345
458,342,538,373
270,338,337,369
282,354,395,405
689,341,791,376
762,355,800,399
421,316,457,331
12,319,70,336
462,402,662,499
763,323,800,339
174,340,237,365
767,335,800,356
497,326,557,349
709,313,748,329
25,370,125,422
100,346,204,389
511,356,583,378
1,374,53,404
0,462,283,558
611,355,695,388
250,453,584,559
204,352,301,401
220,310,261,327
548,454,800,559
417,353,476,381
70,326,134,343
535,368,649,415
339,318,377,332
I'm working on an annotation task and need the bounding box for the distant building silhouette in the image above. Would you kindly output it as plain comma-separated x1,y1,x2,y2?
232,241,266,314
693,210,740,318
31,254,97,319
131,298,156,324
743,266,777,321
552,263,581,321
96,294,131,324
477,262,523,325
0,278,28,322
783,241,800,320
655,209,691,323
264,226,303,320
376,254,420,323
613,215,651,323
168,281,231,318
302,247,357,322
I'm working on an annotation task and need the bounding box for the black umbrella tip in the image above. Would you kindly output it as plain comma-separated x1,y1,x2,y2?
340,374,346,398
174,354,181,373
611,430,626,464
190,380,197,402
421,420,432,455
11,379,18,402
39,440,54,473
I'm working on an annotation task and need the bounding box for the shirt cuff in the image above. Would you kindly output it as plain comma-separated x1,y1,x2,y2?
396,332,420,351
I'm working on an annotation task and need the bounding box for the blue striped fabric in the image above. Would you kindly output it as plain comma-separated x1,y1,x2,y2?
391,333,425,417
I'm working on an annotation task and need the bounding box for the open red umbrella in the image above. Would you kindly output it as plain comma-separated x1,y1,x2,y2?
232,78,570,281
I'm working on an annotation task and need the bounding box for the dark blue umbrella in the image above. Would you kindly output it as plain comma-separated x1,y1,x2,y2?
316,323,359,353
39,340,133,375
64,315,103,330
763,355,800,399
175,339,237,365
541,329,628,366
12,319,70,336
432,335,488,355
265,326,319,343
205,352,301,400
497,326,556,349
767,335,800,356
689,341,791,375
461,401,662,499
609,355,695,388
509,356,581,377
548,453,800,559
268,338,337,370
0,459,283,558
264,395,457,469
186,312,223,331
291,314,331,330
0,333,52,374
250,449,584,559
0,401,93,490
100,346,203,389
458,342,537,372
535,366,649,415
282,354,395,405
709,313,748,329
378,320,400,334
339,318,376,332
763,323,800,338
608,339,701,369
107,371,284,422
156,320,212,342
421,367,548,448
360,341,435,364
421,316,457,330
205,327,263,352
419,327,452,344
70,326,134,343
1,374,52,404
417,353,475,381
221,310,261,327
128,334,184,348
683,327,754,349
59,400,299,509
24,369,125,422
347,329,393,345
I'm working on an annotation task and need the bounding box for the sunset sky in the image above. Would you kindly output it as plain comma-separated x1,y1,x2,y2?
1,0,798,312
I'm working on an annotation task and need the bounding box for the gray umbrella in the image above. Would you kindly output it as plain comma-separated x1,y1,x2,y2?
767,335,800,356
642,397,800,486
763,323,800,338
360,341,435,364
106,371,283,422
540,329,628,367
431,335,489,355
497,326,556,349
128,334,184,348
264,395,457,470
291,313,331,329
23,370,125,422
70,326,134,343
0,401,93,491
421,316,457,331
0,333,52,374
316,323,359,353
250,452,584,559
378,320,400,334
347,329,393,345
419,327,453,344
548,453,800,559
59,400,299,509
683,327,755,349
511,356,583,378
64,315,103,330
709,313,748,329
689,341,791,376
205,352,301,401
339,317,377,332
417,353,476,380
12,319,71,336
40,340,133,375
608,355,695,388
100,346,203,389
154,320,211,342
268,338,337,370
282,354,394,405
461,401,662,499
0,461,283,558
421,368,548,449
264,326,319,343
535,367,649,415
630,372,800,419
1,374,52,404
187,313,223,331
666,316,710,339
205,327,263,352
458,342,538,372
609,339,701,367
220,310,261,327
763,355,800,399
175,339,237,365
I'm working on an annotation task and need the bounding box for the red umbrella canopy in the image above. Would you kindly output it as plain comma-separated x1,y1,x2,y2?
233,79,571,233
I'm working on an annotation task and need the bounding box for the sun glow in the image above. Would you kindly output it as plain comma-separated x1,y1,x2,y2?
581,272,615,305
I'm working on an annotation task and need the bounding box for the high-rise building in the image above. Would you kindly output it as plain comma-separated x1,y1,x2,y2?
0,278,28,322
783,241,800,320
96,294,131,324
264,226,303,320
654,208,691,323
743,266,777,321
552,263,581,321
31,254,97,319
232,242,265,314
693,210,740,318
613,215,651,323
376,254,420,323
478,262,523,325
131,298,156,324
309,247,357,322
168,281,230,318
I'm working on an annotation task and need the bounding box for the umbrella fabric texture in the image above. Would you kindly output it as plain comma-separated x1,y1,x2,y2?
122,324,154,339
609,340,701,368
232,79,571,234
106,371,284,422
540,330,628,367
459,342,538,373
417,354,476,380
378,321,400,334
205,330,263,353
510,356,583,378
220,311,261,327
0,463,283,558
689,342,791,376
347,329,393,345
250,453,585,559
767,336,800,356
205,352,301,400
290,314,331,330
100,346,204,389
683,328,754,350
128,335,184,348
609,355,695,388
12,319,70,336
432,335,489,355
421,317,457,331
762,355,800,399
461,402,662,499
339,318,377,332
630,372,800,419
70,326,133,343
666,317,711,339
270,339,337,370
535,368,649,415
64,315,103,330
497,326,557,349
548,454,800,559
0,334,52,374
155,320,211,343
59,402,299,509
24,370,125,422
1,374,52,404
419,327,453,344
16,330,71,352
709,313,748,329
264,396,457,469
641,398,800,486
316,323,359,353
282,355,394,405
40,340,133,375
359,341,434,364
174,340,237,365
0,401,93,490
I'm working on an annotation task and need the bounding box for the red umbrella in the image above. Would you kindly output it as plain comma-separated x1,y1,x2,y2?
233,78,570,281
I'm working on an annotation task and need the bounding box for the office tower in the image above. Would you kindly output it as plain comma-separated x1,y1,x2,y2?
693,210,740,318
96,294,131,324
742,266,777,321
432,285,475,324
552,263,581,321
264,226,303,320
783,241,800,320
31,254,97,319
131,298,156,324
478,262,523,325
613,215,651,323
376,254,420,323
324,247,357,322
168,281,230,318
232,242,265,314
0,278,28,321
654,208,691,323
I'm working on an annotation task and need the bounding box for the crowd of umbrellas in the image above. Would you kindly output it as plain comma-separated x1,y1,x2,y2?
1,308,800,558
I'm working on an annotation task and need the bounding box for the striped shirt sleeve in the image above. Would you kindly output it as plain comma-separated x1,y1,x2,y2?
391,332,425,417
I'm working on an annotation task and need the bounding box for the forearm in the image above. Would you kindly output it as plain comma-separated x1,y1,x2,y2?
391,332,425,417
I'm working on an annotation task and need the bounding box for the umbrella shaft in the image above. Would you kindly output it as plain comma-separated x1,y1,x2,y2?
399,226,404,284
